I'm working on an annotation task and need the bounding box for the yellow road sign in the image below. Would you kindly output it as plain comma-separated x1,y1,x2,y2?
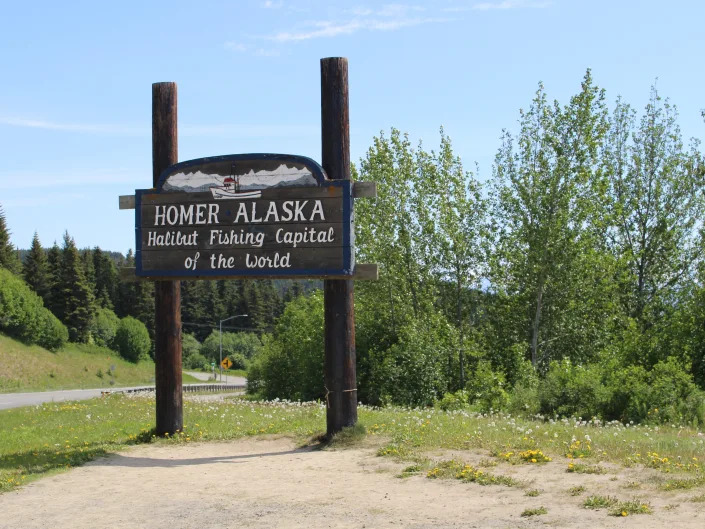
220,357,233,370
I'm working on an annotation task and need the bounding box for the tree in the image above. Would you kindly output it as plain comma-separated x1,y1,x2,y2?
490,71,614,369
420,129,487,386
90,307,120,348
355,129,437,326
22,232,51,304
114,316,151,362
0,268,68,350
58,232,95,342
117,249,155,342
92,247,118,309
603,87,704,359
0,205,20,273
45,242,62,316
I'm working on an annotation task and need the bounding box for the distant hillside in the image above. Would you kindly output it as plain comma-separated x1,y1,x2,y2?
0,333,159,393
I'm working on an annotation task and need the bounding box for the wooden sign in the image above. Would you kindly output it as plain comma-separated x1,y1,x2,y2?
134,154,354,278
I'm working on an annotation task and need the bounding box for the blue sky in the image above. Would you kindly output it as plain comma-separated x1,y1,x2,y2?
1,0,703,253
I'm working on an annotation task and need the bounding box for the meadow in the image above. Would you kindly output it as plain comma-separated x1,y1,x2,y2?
1,392,704,518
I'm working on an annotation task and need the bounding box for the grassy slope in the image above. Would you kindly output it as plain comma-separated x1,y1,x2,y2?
0,334,199,392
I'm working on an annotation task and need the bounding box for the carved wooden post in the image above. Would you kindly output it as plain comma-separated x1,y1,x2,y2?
321,57,357,436
152,82,183,435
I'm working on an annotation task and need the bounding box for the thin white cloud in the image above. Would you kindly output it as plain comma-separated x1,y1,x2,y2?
247,4,447,43
3,192,88,208
267,15,447,42
0,117,145,135
0,169,143,190
262,0,284,8
180,123,316,137
224,41,248,52
472,0,552,10
254,48,281,57
0,116,315,138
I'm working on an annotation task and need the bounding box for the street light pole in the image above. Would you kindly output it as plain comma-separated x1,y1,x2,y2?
219,314,247,382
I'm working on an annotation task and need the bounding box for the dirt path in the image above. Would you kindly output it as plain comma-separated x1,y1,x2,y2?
1,437,703,528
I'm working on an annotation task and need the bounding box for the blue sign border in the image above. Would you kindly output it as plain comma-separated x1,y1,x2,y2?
134,154,354,278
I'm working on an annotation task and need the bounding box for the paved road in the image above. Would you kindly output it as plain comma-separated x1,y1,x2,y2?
0,389,108,410
0,373,247,411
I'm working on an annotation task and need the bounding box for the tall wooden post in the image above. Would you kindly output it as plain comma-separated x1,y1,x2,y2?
321,57,357,436
152,82,183,435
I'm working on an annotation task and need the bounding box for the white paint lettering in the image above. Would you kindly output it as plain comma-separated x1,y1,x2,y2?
264,201,279,222
310,200,325,221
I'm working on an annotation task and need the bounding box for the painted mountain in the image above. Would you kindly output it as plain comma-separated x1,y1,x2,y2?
162,160,318,193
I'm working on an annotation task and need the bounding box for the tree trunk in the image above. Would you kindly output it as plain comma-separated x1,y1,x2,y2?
530,275,546,367
457,271,465,388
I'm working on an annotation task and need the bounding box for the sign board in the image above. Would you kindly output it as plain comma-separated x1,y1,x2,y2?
134,154,353,278
220,357,233,370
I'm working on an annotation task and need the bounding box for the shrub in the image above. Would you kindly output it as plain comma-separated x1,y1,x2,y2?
113,316,151,362
604,358,705,426
37,309,69,351
184,352,209,371
603,363,650,422
0,268,67,350
367,314,456,407
438,390,469,411
248,293,325,401
645,358,705,426
181,333,201,360
467,360,509,413
90,307,120,348
201,331,262,364
538,360,609,419
507,360,540,415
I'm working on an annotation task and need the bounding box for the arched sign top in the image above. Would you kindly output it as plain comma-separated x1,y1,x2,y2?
135,153,353,279
155,153,328,194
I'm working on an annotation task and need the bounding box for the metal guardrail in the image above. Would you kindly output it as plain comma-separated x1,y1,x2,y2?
105,384,246,395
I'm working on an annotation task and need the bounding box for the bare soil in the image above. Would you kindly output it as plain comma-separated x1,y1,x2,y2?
1,437,703,528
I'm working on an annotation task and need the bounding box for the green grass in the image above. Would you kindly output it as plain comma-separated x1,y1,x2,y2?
584,495,618,509
426,459,518,486
1,393,704,495
567,463,605,474
567,485,586,496
397,464,422,478
608,499,652,516
0,334,203,392
521,506,547,517
323,424,367,447
660,475,705,491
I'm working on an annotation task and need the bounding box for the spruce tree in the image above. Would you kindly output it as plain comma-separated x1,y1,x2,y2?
59,232,95,342
0,204,20,273
218,280,242,321
22,232,51,304
80,248,96,297
45,242,62,316
117,250,155,341
93,247,118,309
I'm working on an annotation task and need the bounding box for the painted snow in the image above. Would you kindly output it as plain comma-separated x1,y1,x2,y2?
163,164,317,193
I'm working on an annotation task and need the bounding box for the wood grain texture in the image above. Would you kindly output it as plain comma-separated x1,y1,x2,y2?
152,82,183,436
120,264,378,282
321,57,358,436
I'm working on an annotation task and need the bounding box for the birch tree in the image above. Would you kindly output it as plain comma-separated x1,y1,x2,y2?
490,71,613,368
